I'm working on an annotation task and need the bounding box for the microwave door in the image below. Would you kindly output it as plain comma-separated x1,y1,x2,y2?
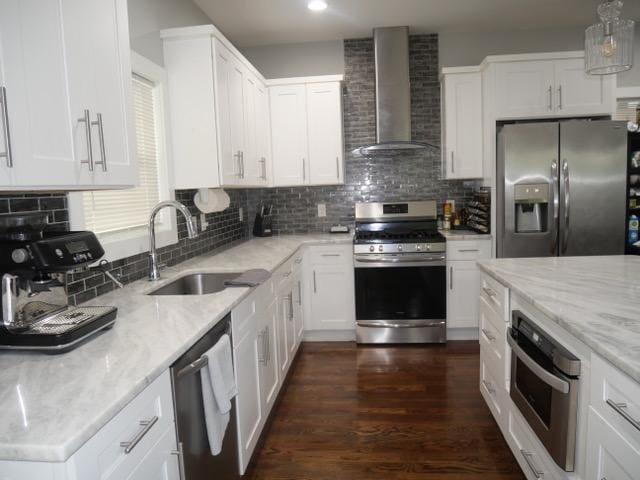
497,122,559,258
558,121,627,256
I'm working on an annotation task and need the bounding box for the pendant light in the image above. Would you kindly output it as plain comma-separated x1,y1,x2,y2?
585,0,635,75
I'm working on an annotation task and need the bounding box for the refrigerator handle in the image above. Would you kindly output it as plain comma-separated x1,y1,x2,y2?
562,159,570,253
551,159,559,255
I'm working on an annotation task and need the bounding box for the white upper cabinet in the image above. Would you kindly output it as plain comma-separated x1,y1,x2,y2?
306,82,344,185
0,0,136,190
269,77,344,188
441,69,483,179
270,84,308,186
493,54,613,119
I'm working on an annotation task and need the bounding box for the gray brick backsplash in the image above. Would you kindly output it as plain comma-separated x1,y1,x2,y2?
240,35,475,235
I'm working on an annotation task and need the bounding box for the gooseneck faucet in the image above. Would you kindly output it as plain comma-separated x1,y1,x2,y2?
148,200,198,281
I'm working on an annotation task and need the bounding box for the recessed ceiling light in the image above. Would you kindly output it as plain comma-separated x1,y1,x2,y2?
307,0,327,12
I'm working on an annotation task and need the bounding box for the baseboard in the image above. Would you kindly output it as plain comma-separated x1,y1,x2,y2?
303,329,356,342
447,327,479,341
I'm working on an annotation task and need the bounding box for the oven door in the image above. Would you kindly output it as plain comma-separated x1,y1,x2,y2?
354,253,446,343
507,326,579,471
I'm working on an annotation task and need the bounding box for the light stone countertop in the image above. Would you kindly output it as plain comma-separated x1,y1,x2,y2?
0,234,352,463
439,229,492,241
477,255,640,383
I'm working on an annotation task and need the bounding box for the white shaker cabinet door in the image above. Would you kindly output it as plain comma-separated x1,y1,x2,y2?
553,58,613,117
306,82,343,185
270,84,308,186
259,303,279,415
494,60,555,119
0,0,87,187
309,264,355,330
85,0,136,187
447,261,482,329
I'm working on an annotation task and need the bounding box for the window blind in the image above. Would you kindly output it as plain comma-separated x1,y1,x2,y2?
82,74,161,234
614,97,640,122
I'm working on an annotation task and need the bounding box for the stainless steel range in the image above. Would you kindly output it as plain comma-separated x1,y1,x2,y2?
353,201,446,344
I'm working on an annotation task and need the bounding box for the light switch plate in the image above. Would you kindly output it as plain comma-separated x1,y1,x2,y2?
239,207,244,222
317,204,326,217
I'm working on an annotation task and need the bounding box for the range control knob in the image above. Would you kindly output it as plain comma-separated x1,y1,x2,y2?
11,248,29,264
378,245,384,252
397,245,403,251
416,244,422,251
369,245,375,252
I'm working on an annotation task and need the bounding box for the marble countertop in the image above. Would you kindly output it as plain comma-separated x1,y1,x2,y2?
477,256,640,383
0,234,352,463
439,229,492,240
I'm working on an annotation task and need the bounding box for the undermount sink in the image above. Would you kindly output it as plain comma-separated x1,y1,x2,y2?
148,272,243,296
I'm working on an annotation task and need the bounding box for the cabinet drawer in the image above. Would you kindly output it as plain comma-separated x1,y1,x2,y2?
308,245,352,265
446,240,491,261
507,409,562,480
232,294,257,345
480,273,508,320
72,371,175,480
586,407,640,480
479,316,507,390
480,352,504,423
591,354,640,449
479,295,506,339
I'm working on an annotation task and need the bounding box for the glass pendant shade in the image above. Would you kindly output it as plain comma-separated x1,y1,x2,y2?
585,0,635,75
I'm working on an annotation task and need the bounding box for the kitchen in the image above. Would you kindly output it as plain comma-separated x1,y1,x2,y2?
0,1,640,479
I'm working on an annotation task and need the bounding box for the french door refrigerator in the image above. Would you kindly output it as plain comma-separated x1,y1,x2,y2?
497,120,627,258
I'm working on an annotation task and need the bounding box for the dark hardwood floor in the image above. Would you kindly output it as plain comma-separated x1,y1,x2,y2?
245,341,525,480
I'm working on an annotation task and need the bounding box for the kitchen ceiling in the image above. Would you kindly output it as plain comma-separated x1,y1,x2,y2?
194,0,640,47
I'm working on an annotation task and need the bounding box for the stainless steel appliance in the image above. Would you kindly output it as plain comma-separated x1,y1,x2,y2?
0,212,117,352
507,310,581,471
171,314,239,480
353,201,446,344
497,120,627,257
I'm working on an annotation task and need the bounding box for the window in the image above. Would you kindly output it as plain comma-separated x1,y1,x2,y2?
69,52,177,260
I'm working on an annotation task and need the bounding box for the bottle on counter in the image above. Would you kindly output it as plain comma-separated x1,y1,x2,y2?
629,215,639,244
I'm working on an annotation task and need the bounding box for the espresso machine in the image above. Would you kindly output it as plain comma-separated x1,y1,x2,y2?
0,212,117,353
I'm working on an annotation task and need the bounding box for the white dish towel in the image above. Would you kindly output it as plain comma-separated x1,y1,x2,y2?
200,333,238,455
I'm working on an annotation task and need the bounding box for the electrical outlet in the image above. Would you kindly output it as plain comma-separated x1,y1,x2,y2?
317,203,326,217
239,207,244,222
200,213,208,231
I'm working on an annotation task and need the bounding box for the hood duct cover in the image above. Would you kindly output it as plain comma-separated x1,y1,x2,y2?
354,26,437,155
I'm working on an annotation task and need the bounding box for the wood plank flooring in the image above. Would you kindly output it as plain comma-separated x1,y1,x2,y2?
245,341,525,480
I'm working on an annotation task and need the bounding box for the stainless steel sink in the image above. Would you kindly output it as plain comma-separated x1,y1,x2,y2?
148,272,242,296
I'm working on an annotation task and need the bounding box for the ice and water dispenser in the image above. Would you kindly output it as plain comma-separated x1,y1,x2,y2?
514,184,549,233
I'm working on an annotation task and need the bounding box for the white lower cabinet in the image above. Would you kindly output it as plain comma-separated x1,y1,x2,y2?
446,239,491,337
305,245,355,332
125,426,180,480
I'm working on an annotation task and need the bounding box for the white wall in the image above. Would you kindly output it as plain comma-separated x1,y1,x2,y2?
127,0,211,66
440,26,640,87
240,40,344,79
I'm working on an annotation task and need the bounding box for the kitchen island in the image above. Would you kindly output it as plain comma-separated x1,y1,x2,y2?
477,255,640,480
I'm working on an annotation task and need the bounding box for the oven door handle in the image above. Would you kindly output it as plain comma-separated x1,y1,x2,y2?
507,328,570,394
354,255,445,265
357,320,445,329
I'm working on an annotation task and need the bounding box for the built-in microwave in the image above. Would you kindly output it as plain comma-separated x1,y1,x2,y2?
507,310,581,472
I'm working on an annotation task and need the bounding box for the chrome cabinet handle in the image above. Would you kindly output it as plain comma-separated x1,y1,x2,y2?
481,328,496,341
547,85,553,111
507,329,570,393
336,156,340,178
266,325,271,363
562,159,570,254
234,151,242,177
313,270,317,293
557,85,563,110
260,157,267,180
0,87,13,168
297,280,302,305
258,328,267,365
450,151,455,173
240,151,245,178
482,379,495,394
302,158,306,181
321,254,340,257
78,109,94,171
551,159,559,255
170,441,186,480
458,249,479,253
520,450,543,479
91,113,107,172
449,266,453,290
606,399,640,432
288,293,294,321
120,416,159,454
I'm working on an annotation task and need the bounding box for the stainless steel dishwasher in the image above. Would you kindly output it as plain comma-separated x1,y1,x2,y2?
171,314,240,480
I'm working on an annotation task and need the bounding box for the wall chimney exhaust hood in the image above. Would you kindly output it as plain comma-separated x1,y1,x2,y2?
353,26,437,155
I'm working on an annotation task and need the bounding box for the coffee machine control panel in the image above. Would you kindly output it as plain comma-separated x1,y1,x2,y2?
25,231,105,270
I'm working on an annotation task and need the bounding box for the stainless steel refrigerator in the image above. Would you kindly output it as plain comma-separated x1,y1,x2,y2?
497,120,627,258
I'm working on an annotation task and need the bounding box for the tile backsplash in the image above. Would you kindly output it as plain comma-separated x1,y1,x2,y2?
241,34,476,234
0,190,248,305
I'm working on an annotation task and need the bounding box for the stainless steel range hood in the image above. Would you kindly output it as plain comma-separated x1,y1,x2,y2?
354,26,437,155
